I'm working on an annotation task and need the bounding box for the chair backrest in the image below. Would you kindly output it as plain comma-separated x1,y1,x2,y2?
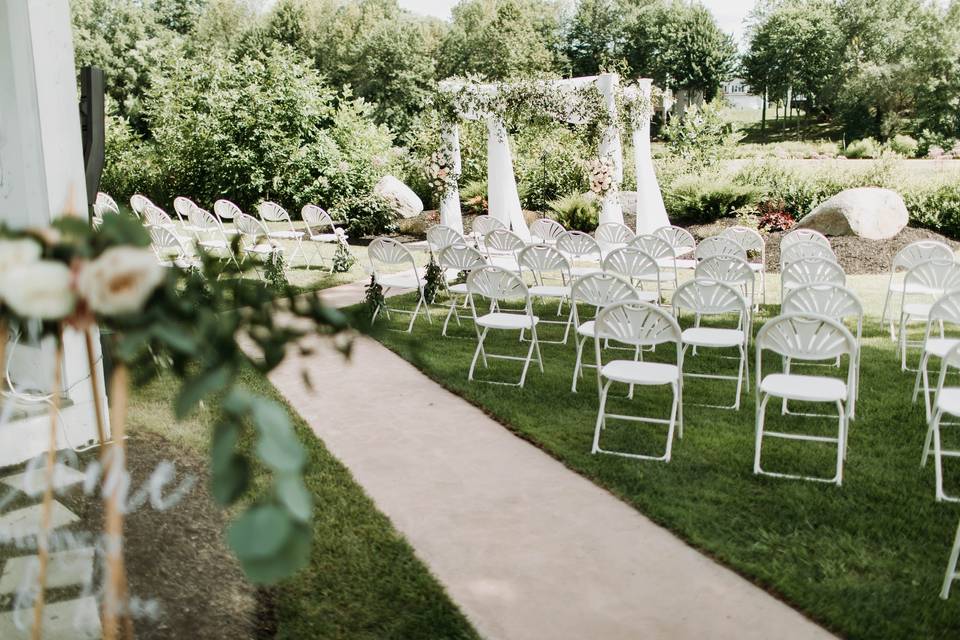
570,272,641,308
928,289,960,327
142,204,174,228
472,216,506,239
214,199,241,221
529,218,565,244
653,225,695,256
437,244,487,272
595,223,635,249
695,236,747,262
695,255,754,286
518,244,571,283
556,230,601,260
427,225,466,252
672,279,748,318
130,194,153,217
780,240,836,267
757,313,856,363
602,246,659,283
782,257,846,289
892,240,955,272
149,226,188,260
781,228,830,250
369,236,418,273
484,228,526,255
259,201,290,223
301,204,333,232
721,225,764,255
904,258,960,293
173,196,197,223
191,207,224,235
782,284,863,328
467,265,531,306
96,192,119,215
594,301,682,348
630,233,675,261
234,212,268,239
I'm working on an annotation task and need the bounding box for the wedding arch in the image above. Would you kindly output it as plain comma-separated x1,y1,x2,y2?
434,73,668,239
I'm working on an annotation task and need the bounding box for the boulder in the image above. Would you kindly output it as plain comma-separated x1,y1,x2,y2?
374,175,423,219
797,187,908,240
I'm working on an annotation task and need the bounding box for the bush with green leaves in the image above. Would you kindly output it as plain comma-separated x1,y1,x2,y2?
888,134,919,158
331,194,398,238
903,182,960,238
548,193,599,232
843,137,882,159
661,100,742,170
663,174,759,223
459,180,488,216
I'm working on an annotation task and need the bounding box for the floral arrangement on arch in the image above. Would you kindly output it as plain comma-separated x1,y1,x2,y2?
425,148,459,201
586,155,618,199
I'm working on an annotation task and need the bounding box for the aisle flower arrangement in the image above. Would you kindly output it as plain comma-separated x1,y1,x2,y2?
586,155,618,199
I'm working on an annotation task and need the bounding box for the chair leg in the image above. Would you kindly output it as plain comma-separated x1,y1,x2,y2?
734,345,745,410
941,518,960,599
571,336,586,393
781,357,791,415
754,393,770,474
923,409,940,467
835,400,846,486
442,296,458,336
591,380,612,454
518,329,539,388
935,412,948,501
664,383,678,462
468,328,489,381
880,288,893,339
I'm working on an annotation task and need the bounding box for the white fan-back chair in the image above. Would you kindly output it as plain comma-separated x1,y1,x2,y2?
437,244,487,336
754,313,856,485
590,301,684,462
259,201,306,266
142,205,189,244
780,240,836,270
173,196,198,227
569,273,644,392
556,230,602,277
898,259,960,370
630,234,679,291
672,279,750,410
149,227,198,269
368,237,431,333
595,222,635,255
602,247,662,304
695,255,756,313
472,216,506,249
483,228,525,272
189,208,238,268
427,224,466,253
781,228,830,251
234,212,281,268
695,236,747,263
881,240,955,339
96,192,120,215
518,244,574,344
722,225,767,304
466,265,543,387
211,199,241,236
529,218,565,245
301,204,346,269
129,194,153,219
781,257,845,301
922,342,960,502
913,290,960,419
653,225,696,269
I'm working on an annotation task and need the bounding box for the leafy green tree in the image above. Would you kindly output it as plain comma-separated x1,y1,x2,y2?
562,0,631,76
151,0,208,33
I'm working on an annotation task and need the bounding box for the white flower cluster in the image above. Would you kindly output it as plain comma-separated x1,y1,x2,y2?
0,237,164,321
586,156,618,198
333,227,350,246
425,150,457,196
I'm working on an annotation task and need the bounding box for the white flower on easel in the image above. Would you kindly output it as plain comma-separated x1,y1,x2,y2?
585,155,618,199
78,246,165,316
0,260,76,320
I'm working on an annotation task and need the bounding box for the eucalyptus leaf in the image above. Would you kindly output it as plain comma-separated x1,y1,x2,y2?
276,474,313,523
227,503,293,560
175,364,233,418
152,322,199,353
233,521,312,585
211,455,250,506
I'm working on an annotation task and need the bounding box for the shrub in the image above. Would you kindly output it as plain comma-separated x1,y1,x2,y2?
757,205,796,232
459,180,488,216
903,182,960,238
332,194,398,237
663,174,759,223
843,137,882,159
661,100,742,170
888,134,919,158
101,105,160,202
514,127,591,211
918,129,958,158
548,193,598,232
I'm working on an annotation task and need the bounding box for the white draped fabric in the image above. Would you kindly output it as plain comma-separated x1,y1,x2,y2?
486,117,530,241
629,80,669,234
439,125,464,234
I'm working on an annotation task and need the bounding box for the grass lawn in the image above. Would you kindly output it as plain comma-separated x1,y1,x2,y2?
370,286,960,639
129,367,479,640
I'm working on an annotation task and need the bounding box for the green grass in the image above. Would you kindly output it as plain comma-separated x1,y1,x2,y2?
372,291,960,639
129,368,479,640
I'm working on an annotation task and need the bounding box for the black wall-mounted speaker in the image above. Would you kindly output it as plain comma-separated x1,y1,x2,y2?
79,66,105,209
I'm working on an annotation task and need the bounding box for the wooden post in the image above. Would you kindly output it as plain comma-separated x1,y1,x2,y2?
31,335,63,640
83,328,108,452
102,362,132,640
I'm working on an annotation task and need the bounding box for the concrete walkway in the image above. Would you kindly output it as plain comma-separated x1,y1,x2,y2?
269,281,834,640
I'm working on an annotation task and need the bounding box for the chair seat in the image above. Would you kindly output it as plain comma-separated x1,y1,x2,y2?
244,243,278,255
904,302,933,319
924,338,960,358
570,265,602,277
377,272,424,290
308,233,339,243
476,312,539,330
268,230,305,240
199,239,228,250
577,320,596,338
681,327,745,348
529,284,570,298
672,258,697,270
936,388,960,416
448,282,469,294
601,360,680,386
632,290,659,302
444,269,462,282
760,373,847,403
489,256,521,272
889,280,941,295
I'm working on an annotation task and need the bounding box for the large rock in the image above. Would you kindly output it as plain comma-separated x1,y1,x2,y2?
374,175,423,219
797,187,908,240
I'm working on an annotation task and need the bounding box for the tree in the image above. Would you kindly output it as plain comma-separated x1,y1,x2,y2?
562,0,631,76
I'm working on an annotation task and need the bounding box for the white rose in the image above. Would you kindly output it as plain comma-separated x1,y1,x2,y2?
0,260,75,320
0,238,42,280
77,246,165,316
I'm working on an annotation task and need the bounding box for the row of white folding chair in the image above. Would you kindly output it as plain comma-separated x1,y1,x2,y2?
781,256,846,303
921,340,960,503
883,240,957,340
897,259,960,371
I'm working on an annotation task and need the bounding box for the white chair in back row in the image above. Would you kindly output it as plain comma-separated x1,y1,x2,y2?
898,259,960,371
722,226,767,304
881,240,955,339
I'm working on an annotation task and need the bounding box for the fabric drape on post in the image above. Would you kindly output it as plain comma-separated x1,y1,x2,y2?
631,79,668,234
486,117,530,241
438,124,463,234
596,74,625,226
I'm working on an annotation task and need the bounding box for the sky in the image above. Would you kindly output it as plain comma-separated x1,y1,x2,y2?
397,0,757,45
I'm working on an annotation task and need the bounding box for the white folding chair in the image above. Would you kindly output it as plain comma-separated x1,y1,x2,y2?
595,222,635,255
673,279,750,410
472,216,506,250
234,212,282,271
754,313,856,485
722,225,767,304
898,259,960,371
173,196,198,225
914,291,960,420
923,342,960,502
368,237,431,333
781,228,830,251
529,218,565,245
518,244,573,344
782,283,864,418
882,240,955,339
483,228,525,272
129,194,154,219
569,272,644,392
427,224,467,253
466,265,543,387
695,236,747,263
437,244,487,336
653,225,696,270
630,234,679,292
602,246,662,304
695,255,756,314
149,227,198,269
142,204,191,243
212,199,241,236
190,207,240,269
300,203,345,269
781,257,845,302
780,240,836,270
942,517,960,599
259,201,306,266
96,192,120,215
557,230,603,277
590,301,684,462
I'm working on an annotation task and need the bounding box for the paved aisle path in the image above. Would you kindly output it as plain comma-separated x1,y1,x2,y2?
269,281,834,640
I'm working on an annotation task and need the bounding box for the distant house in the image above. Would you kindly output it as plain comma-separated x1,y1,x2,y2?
723,78,764,110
